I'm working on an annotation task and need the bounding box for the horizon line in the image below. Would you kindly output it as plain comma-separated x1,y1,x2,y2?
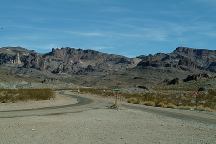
0,45,215,58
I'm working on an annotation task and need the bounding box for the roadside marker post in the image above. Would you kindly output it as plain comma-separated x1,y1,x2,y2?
192,91,199,110
77,89,80,95
112,88,121,109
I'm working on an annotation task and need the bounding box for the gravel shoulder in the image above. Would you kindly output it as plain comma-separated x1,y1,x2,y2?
123,103,216,125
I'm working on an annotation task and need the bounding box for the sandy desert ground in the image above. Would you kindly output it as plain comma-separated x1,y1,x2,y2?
0,91,215,144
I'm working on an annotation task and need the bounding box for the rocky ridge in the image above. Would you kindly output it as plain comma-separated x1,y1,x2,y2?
137,47,216,72
0,46,215,88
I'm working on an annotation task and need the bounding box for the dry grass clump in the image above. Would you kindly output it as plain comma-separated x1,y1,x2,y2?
79,88,216,111
166,103,177,109
196,105,214,112
143,101,155,106
79,88,113,97
0,89,55,103
178,105,193,110
155,102,167,108
127,98,141,104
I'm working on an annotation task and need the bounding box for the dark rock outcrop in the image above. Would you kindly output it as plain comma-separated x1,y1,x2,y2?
0,46,215,87
168,78,180,85
183,73,211,82
136,47,216,72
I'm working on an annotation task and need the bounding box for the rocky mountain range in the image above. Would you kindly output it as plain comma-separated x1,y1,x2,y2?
0,46,215,88
0,47,139,73
137,47,216,72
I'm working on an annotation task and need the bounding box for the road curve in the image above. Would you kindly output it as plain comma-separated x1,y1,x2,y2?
123,104,216,125
0,90,215,126
0,91,94,118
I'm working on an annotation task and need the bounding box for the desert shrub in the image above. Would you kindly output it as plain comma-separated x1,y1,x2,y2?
166,103,177,109
208,89,216,96
168,78,180,85
178,105,193,110
79,88,216,111
196,105,213,112
155,102,166,108
79,88,113,97
127,98,141,104
143,101,155,106
0,89,55,103
198,87,206,92
137,85,149,90
196,105,206,111
127,98,135,103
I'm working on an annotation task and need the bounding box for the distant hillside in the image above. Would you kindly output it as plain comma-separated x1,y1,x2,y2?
137,47,216,72
0,46,215,88
41,48,139,74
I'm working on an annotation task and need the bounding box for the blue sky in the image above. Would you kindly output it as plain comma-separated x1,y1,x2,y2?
0,0,216,57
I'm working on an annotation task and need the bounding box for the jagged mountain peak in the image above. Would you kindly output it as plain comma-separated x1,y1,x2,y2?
0,46,215,74
0,46,33,55
136,47,216,72
0,46,215,88
174,47,216,57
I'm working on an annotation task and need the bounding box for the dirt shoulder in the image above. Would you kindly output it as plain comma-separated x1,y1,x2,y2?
0,91,78,111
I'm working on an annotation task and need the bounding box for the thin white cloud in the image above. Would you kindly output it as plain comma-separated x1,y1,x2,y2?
3,15,216,48
69,32,105,37
69,25,169,41
85,46,114,51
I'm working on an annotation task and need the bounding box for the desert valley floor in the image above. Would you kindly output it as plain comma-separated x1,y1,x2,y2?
0,91,215,144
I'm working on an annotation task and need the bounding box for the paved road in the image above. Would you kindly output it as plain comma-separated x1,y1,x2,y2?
123,104,216,125
0,91,95,118
0,90,215,125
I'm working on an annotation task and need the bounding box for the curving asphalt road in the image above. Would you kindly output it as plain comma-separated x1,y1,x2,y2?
0,91,95,118
0,90,215,125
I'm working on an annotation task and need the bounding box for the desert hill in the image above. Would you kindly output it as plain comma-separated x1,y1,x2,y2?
0,46,215,88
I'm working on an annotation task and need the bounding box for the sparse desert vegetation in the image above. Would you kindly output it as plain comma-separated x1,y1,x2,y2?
0,89,55,103
1,1,216,143
78,88,216,111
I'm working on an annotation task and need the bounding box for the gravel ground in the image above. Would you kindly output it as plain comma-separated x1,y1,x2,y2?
0,91,215,144
0,107,215,144
0,93,77,111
